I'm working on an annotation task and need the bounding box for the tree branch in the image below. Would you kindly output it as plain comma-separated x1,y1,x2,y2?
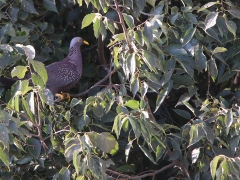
106,161,176,179
113,0,133,53
70,70,115,98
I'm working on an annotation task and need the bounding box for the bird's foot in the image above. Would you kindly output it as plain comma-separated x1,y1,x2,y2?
55,93,71,102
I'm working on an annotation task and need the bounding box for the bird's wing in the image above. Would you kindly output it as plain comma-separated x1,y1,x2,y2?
45,61,81,93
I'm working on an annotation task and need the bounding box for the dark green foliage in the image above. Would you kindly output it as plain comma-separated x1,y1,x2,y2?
0,0,240,179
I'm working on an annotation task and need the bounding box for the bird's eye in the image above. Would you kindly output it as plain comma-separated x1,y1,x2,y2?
78,38,82,42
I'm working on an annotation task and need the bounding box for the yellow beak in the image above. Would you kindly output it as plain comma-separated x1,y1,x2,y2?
83,40,89,45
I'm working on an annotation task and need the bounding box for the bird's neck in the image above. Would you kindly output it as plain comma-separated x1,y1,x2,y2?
68,46,82,74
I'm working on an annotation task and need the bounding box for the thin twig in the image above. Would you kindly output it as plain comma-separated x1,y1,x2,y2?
70,70,115,97
106,161,176,179
113,0,133,53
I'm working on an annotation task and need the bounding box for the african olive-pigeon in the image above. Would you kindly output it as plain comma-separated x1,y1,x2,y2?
0,37,89,100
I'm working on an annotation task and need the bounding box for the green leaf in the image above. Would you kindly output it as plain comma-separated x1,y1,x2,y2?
127,53,136,75
0,44,13,52
32,74,44,87
38,88,54,107
108,33,125,47
209,58,218,82
10,35,29,43
124,100,139,109
76,0,82,6
139,145,157,164
150,5,164,15
225,19,237,39
228,7,240,19
156,143,165,161
30,60,48,84
192,148,200,163
173,109,191,119
93,103,104,118
113,47,119,67
198,2,220,12
0,124,9,149
22,97,35,121
43,0,58,13
93,18,101,38
182,27,196,46
81,13,98,29
195,49,207,72
75,115,90,131
140,81,148,97
73,151,81,175
143,22,153,45
146,0,156,6
212,47,227,54
182,0,193,7
205,28,220,42
131,78,139,98
128,117,141,138
0,110,10,125
218,71,236,84
210,156,222,179
0,147,9,170
205,12,218,30
135,30,144,46
27,138,41,158
59,167,70,180
154,81,172,112
98,132,119,155
224,110,233,135
142,50,159,72
99,0,109,13
165,44,188,56
99,20,107,40
183,12,198,24
106,19,115,34
21,0,38,14
122,13,134,29
216,16,228,38
117,164,135,173
11,66,28,79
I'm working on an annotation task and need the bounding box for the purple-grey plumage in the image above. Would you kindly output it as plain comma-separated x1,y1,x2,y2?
0,37,88,95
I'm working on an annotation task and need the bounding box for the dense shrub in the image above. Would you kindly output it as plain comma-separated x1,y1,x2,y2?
0,0,240,179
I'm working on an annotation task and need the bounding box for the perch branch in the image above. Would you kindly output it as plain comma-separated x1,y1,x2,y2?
113,0,133,53
70,70,115,98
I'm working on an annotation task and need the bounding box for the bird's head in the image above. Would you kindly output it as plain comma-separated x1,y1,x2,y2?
70,37,89,48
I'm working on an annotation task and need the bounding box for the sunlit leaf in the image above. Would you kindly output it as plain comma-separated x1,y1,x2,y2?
198,2,220,12
11,66,28,79
205,12,218,30
124,100,139,109
122,13,134,28
195,49,207,72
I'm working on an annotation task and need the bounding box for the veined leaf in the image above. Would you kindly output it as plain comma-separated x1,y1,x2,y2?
195,49,207,72
11,66,28,79
122,13,134,29
212,47,227,54
209,58,218,82
182,27,196,46
198,2,220,12
21,0,38,14
228,7,240,19
205,12,218,30
124,100,139,109
81,13,99,29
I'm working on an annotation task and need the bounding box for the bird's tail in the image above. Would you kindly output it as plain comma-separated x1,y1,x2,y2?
0,77,17,89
